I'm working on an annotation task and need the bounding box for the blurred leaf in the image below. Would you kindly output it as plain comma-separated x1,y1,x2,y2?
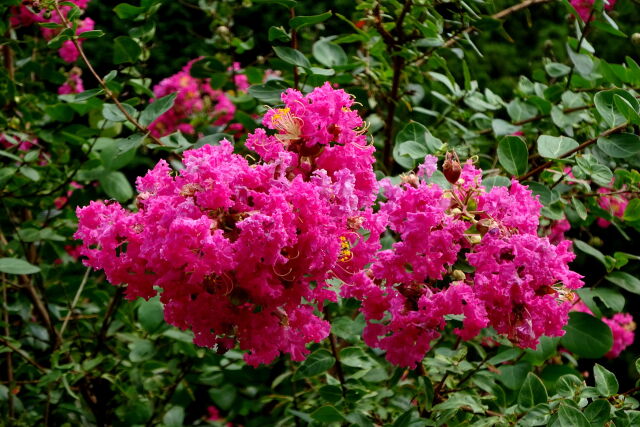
290,11,332,30
597,133,640,158
310,405,345,422
605,271,640,294
99,171,133,202
113,36,141,64
139,92,177,127
273,46,311,68
293,349,335,380
0,258,40,275
560,312,613,358
313,38,347,67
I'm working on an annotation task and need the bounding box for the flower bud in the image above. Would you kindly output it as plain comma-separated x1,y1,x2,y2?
468,234,481,244
443,151,461,184
452,269,466,281
632,33,640,46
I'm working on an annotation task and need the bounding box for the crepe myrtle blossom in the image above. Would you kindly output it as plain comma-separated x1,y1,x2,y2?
77,84,583,368
148,58,236,137
11,0,93,63
342,158,583,368
570,0,616,21
76,85,383,365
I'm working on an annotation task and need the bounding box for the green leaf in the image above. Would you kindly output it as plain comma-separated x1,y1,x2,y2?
0,258,40,275
396,122,442,154
624,199,640,222
268,26,290,42
545,62,571,78
497,135,528,176
116,133,145,155
248,80,289,104
597,133,640,158
273,46,311,69
555,403,590,427
605,271,640,294
139,92,177,127
572,197,587,220
573,240,614,271
113,36,141,64
560,312,613,358
584,400,612,425
129,339,154,362
290,11,332,30
594,89,638,127
162,406,185,427
593,363,618,396
483,175,511,191
310,405,345,423
392,409,415,427
99,171,133,202
113,3,145,19
492,119,521,136
537,135,579,159
312,38,347,67
613,95,640,125
339,347,375,370
102,103,137,122
80,30,105,39
138,297,164,333
319,385,342,403
292,349,335,380
209,384,236,410
518,373,548,409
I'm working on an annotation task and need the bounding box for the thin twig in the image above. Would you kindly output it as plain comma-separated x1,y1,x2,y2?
0,337,49,373
51,1,163,146
2,276,14,421
517,121,630,180
60,267,91,338
565,8,596,91
323,308,346,395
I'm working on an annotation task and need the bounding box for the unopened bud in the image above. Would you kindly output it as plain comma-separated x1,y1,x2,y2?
443,151,462,184
632,33,640,46
452,269,466,281
450,208,462,216
401,173,419,187
468,235,481,244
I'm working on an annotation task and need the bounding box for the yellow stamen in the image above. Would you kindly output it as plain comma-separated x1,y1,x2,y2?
339,236,353,262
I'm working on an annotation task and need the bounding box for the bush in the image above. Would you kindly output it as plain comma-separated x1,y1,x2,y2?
1,0,639,425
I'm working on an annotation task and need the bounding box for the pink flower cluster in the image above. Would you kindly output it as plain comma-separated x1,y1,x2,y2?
342,161,583,368
148,58,236,137
572,302,635,358
596,187,628,228
11,0,94,63
58,68,84,95
76,83,379,365
570,0,616,21
76,83,583,367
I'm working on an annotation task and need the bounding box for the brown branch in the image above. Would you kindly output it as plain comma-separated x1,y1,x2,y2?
0,337,49,374
51,1,164,146
415,0,552,65
323,308,346,395
517,121,630,181
290,8,299,90
2,277,14,420
476,104,593,135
